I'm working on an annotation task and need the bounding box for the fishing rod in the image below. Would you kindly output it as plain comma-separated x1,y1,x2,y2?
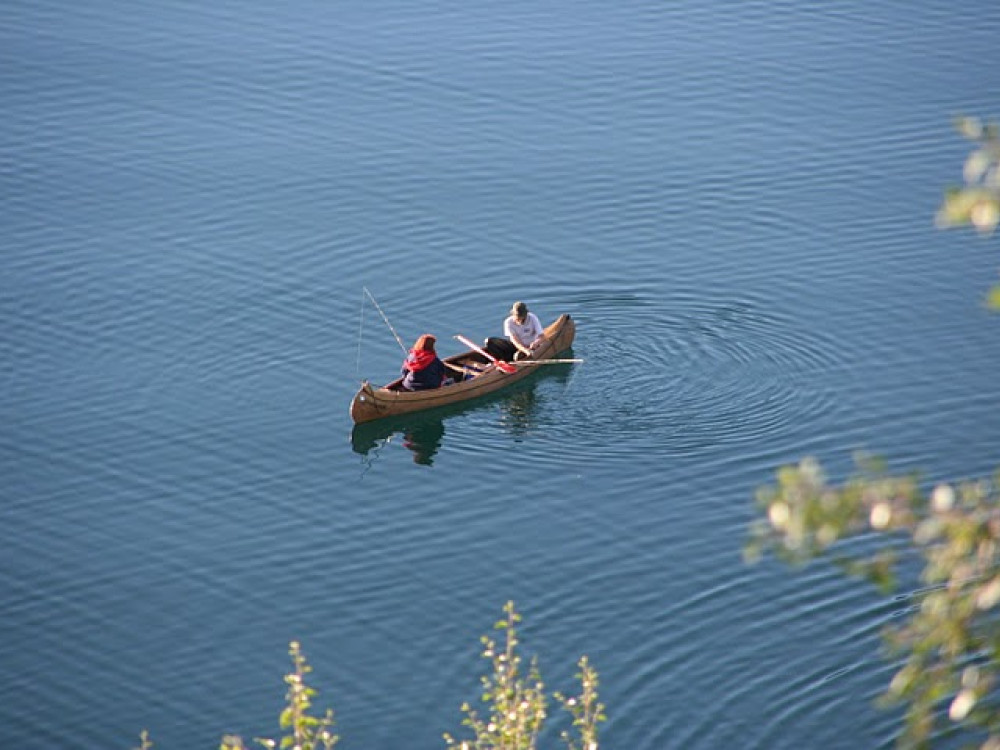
363,287,408,355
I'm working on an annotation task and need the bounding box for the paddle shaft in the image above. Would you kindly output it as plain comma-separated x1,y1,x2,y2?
511,358,583,366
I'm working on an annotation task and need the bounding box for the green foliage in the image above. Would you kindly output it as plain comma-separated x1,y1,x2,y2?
936,116,1000,309
136,604,601,750
443,601,605,750
554,657,606,750
937,117,1000,235
221,641,338,750
748,457,1000,748
747,117,1000,747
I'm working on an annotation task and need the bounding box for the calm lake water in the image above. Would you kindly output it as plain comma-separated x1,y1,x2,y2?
4,2,1000,748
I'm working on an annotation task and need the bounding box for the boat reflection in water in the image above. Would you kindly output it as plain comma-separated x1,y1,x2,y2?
497,386,537,441
351,414,447,466
351,357,575,470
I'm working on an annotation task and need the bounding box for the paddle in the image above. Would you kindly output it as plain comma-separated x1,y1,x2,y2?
453,335,518,374
509,358,583,366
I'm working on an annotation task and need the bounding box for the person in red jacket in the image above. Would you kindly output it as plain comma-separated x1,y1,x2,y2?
401,334,447,390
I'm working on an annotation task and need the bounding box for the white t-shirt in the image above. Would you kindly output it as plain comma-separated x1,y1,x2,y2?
504,311,543,349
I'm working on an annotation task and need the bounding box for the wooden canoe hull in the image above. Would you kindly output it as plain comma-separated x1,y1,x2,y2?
349,314,576,424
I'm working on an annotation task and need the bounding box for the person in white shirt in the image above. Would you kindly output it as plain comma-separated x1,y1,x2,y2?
503,301,544,359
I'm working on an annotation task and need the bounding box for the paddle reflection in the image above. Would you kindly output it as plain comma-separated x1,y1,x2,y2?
497,387,537,440
498,358,575,439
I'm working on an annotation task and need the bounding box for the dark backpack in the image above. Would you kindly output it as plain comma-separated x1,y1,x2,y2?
484,337,517,362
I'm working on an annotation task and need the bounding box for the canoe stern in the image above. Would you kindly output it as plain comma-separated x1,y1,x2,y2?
349,381,384,424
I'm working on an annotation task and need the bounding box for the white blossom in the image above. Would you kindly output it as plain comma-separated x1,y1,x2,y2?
932,484,955,513
870,502,892,530
950,689,977,721
768,502,790,530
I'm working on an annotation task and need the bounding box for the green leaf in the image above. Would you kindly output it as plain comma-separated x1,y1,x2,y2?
986,283,1000,311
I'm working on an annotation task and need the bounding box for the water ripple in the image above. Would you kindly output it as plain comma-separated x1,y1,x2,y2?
5,2,1000,749
539,287,846,461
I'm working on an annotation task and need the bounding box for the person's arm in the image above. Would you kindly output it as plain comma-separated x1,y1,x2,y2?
504,317,533,357
528,313,545,349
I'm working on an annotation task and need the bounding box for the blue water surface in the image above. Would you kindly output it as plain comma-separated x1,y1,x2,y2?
3,2,1000,748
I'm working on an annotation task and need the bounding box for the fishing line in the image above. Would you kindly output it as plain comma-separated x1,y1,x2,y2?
356,287,366,380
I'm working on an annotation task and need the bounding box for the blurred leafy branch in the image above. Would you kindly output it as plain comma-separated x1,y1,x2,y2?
936,116,1000,308
220,640,337,750
444,601,605,750
747,115,1000,750
747,458,1000,748
135,602,603,750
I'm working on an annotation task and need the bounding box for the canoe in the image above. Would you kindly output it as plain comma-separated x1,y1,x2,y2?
349,314,576,424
